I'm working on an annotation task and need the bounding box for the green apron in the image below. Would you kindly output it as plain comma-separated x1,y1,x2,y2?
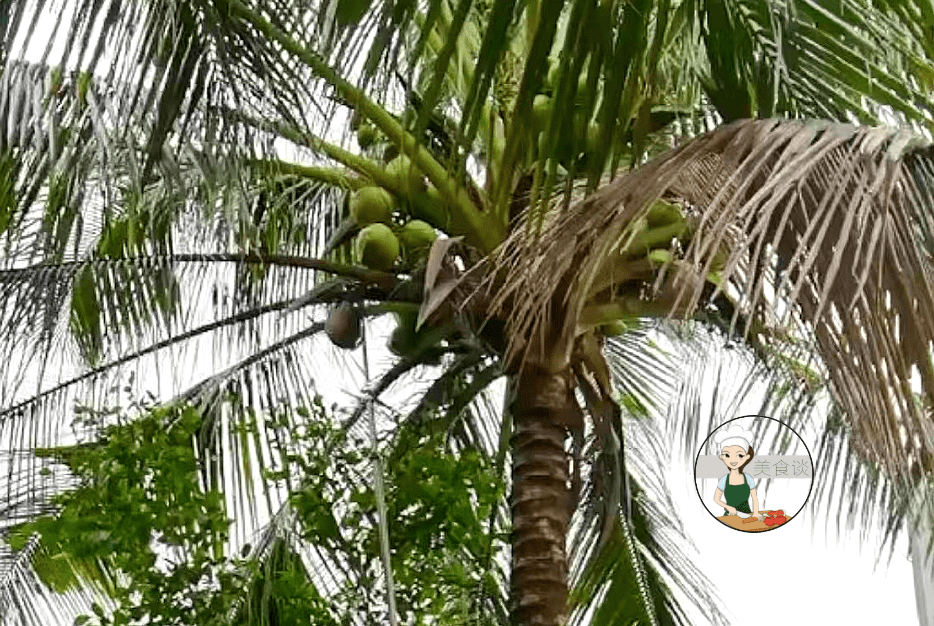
723,473,752,515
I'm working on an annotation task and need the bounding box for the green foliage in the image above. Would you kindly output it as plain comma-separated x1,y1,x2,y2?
236,539,338,626
8,401,247,626
266,404,507,625
387,434,504,623
4,0,933,623
8,394,507,626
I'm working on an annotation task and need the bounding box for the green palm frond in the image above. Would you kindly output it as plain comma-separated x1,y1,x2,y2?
568,324,729,626
0,539,115,626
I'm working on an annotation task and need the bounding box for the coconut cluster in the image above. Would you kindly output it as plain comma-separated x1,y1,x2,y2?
533,59,607,164
348,149,439,273
596,199,696,337
325,120,445,352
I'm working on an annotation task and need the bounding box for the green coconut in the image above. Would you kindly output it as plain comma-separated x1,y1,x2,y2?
600,320,630,336
646,199,684,228
585,121,602,154
350,186,394,225
532,95,552,131
399,219,437,262
355,223,399,271
388,311,419,357
356,123,378,149
386,155,425,195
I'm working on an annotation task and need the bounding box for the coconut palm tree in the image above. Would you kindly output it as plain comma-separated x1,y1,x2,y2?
2,1,934,625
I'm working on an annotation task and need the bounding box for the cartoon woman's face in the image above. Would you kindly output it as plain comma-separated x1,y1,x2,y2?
719,445,748,470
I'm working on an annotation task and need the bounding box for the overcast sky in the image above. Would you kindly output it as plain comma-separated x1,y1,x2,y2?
661,352,919,625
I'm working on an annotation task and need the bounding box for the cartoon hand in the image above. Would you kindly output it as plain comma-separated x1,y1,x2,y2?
726,506,738,515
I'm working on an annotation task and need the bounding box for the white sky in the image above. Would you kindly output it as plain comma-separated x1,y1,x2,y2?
660,350,920,625
671,457,917,624
688,484,915,623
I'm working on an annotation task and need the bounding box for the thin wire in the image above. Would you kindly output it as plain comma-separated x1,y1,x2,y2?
361,318,398,626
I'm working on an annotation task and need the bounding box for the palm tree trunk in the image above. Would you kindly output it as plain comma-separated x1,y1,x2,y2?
510,366,572,626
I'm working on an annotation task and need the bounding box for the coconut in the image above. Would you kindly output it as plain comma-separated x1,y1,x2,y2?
325,302,360,349
350,186,394,225
646,200,683,227
357,123,378,149
386,155,425,195
388,311,419,357
532,95,552,131
399,219,437,262
355,223,400,271
585,121,602,154
600,320,629,336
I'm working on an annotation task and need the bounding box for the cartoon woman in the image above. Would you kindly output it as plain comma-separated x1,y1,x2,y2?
712,425,763,519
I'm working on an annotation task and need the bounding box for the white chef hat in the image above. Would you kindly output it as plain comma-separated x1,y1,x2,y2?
713,424,754,452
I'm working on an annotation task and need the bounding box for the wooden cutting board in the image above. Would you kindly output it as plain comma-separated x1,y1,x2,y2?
716,514,792,532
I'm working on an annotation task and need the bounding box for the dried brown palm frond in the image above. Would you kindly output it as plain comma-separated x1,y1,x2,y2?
486,118,934,490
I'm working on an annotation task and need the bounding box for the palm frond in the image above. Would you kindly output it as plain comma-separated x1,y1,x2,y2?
568,327,730,626
493,119,934,501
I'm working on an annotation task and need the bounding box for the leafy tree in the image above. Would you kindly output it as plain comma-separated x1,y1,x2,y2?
1,1,934,625
6,395,507,625
7,400,262,626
